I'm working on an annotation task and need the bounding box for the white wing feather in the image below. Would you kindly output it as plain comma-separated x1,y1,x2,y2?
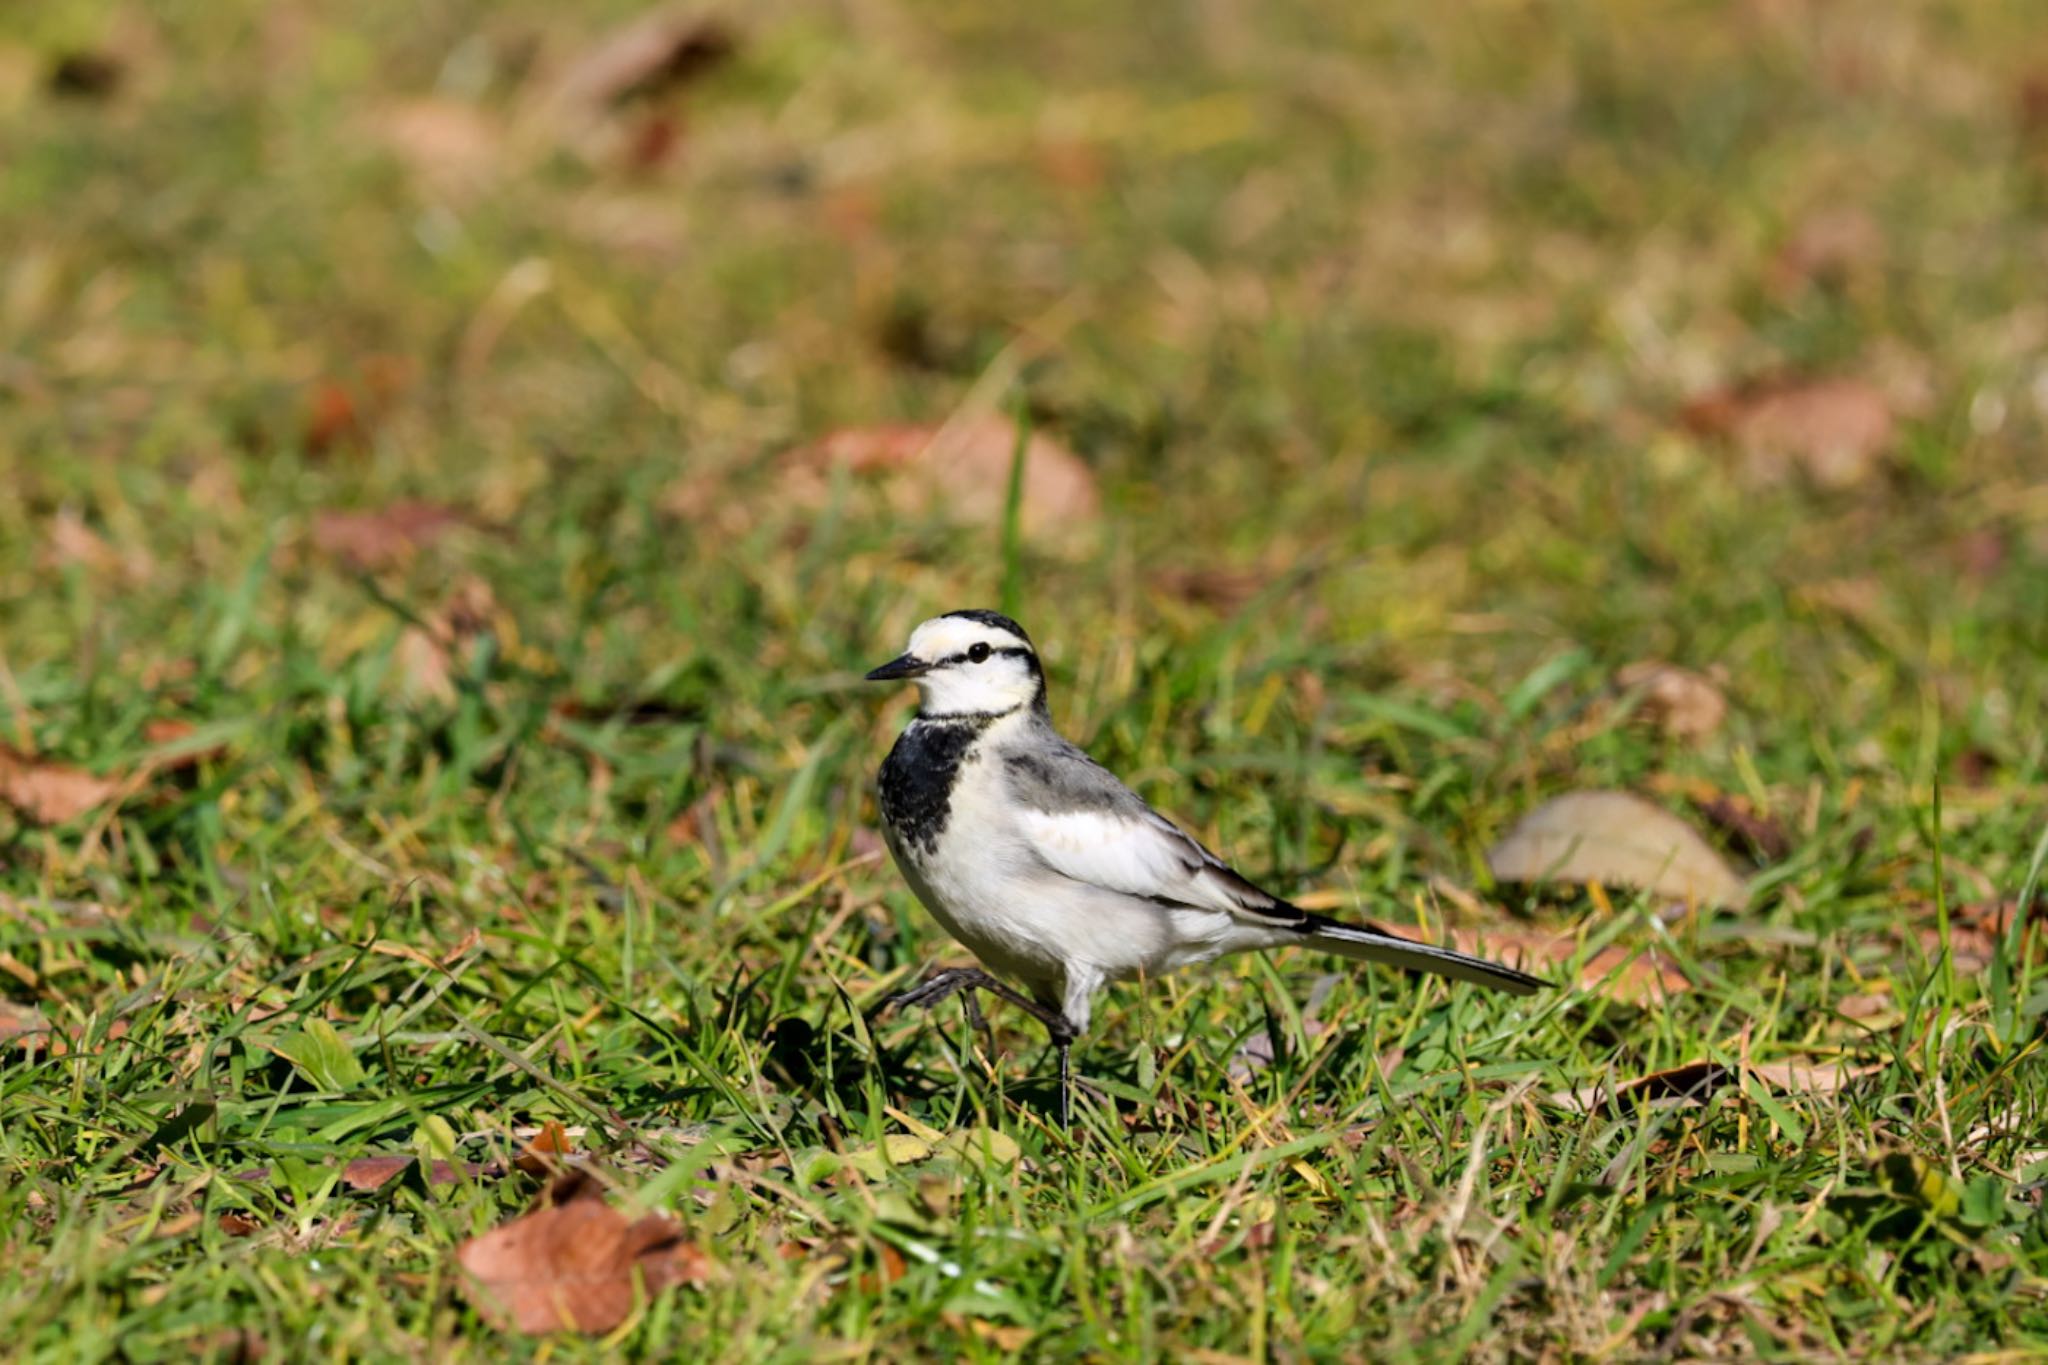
1014,806,1276,918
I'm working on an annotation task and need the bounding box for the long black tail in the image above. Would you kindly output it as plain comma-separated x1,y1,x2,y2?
1299,914,1547,995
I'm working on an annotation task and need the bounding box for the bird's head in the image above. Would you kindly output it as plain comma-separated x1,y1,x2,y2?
865,609,1046,718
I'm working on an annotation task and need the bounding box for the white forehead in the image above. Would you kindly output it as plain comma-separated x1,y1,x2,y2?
908,615,1028,660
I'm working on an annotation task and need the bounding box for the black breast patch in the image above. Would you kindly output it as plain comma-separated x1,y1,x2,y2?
878,717,989,856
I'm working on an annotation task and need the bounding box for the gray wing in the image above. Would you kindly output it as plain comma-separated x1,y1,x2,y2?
999,738,1310,928
1000,733,1549,995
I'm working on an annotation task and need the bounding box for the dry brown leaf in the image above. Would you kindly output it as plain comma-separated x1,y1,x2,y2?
142,718,227,774
1747,1059,1884,1093
534,8,736,127
1771,207,1882,293
944,1314,1035,1351
373,98,504,196
1557,1057,1881,1112
1686,377,1894,490
1487,790,1749,909
1836,991,1893,1021
1917,898,2041,972
1151,565,1271,612
395,575,499,703
1615,661,1727,742
1,999,50,1047
516,1121,577,1177
457,1172,716,1335
783,416,1099,543
0,745,124,825
311,502,463,572
42,506,152,581
217,1211,261,1237
855,1242,909,1295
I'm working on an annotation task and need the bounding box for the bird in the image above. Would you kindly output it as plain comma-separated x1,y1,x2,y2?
864,609,1545,1125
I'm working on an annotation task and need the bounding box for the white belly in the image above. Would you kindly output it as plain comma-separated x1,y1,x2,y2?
884,767,1242,1017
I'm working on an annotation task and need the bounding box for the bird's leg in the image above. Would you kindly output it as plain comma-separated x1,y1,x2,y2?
887,967,1071,1035
885,966,993,1015
957,986,995,1065
883,967,1082,1123
1056,1035,1072,1129
1043,1015,1079,1129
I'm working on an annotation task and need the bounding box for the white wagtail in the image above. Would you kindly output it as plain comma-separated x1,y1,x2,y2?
865,609,1546,1124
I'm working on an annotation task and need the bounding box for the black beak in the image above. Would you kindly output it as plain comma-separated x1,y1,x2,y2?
864,654,929,682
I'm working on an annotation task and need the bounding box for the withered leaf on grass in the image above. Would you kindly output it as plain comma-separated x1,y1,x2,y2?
0,746,124,825
457,1172,715,1335
1556,1057,1882,1113
1487,790,1749,910
311,502,464,571
1688,792,1791,864
535,7,736,120
515,1121,577,1176
396,575,501,703
1684,376,1894,490
0,999,50,1047
371,99,505,197
782,416,1099,545
1614,661,1727,742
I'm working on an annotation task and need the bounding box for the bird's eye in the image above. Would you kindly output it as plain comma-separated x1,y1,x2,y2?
967,642,991,663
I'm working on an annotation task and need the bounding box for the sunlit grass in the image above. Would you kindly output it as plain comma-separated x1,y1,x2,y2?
3,0,2047,1358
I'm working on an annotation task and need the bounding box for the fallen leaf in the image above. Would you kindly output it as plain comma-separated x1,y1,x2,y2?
1685,376,1894,490
1,999,50,1047
1615,661,1727,742
516,1121,577,1177
1917,898,2041,972
782,416,1099,543
217,1211,261,1237
42,506,151,581
457,1172,715,1335
1151,565,1271,612
342,1155,418,1192
956,1317,1035,1352
1688,792,1791,863
1836,991,1893,1021
533,8,736,133
855,1242,909,1294
372,98,504,197
311,502,463,571
1771,206,1882,293
142,718,228,773
1556,1057,1881,1112
1747,1059,1884,1093
1486,790,1749,909
304,381,360,454
0,745,124,825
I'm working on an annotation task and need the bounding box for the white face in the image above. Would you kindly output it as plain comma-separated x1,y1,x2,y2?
874,613,1043,717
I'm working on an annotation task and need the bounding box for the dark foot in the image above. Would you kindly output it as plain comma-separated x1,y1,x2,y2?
884,967,1071,1038
880,966,1082,1125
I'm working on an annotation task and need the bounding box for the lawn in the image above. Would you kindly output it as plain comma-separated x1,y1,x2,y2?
3,0,2047,1359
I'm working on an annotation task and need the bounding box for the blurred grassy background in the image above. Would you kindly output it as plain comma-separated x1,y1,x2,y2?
3,0,2046,1358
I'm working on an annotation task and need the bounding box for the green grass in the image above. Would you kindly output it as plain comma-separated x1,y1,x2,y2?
4,0,2048,1358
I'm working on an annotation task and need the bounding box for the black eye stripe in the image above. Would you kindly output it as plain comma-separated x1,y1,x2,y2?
937,645,1033,667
